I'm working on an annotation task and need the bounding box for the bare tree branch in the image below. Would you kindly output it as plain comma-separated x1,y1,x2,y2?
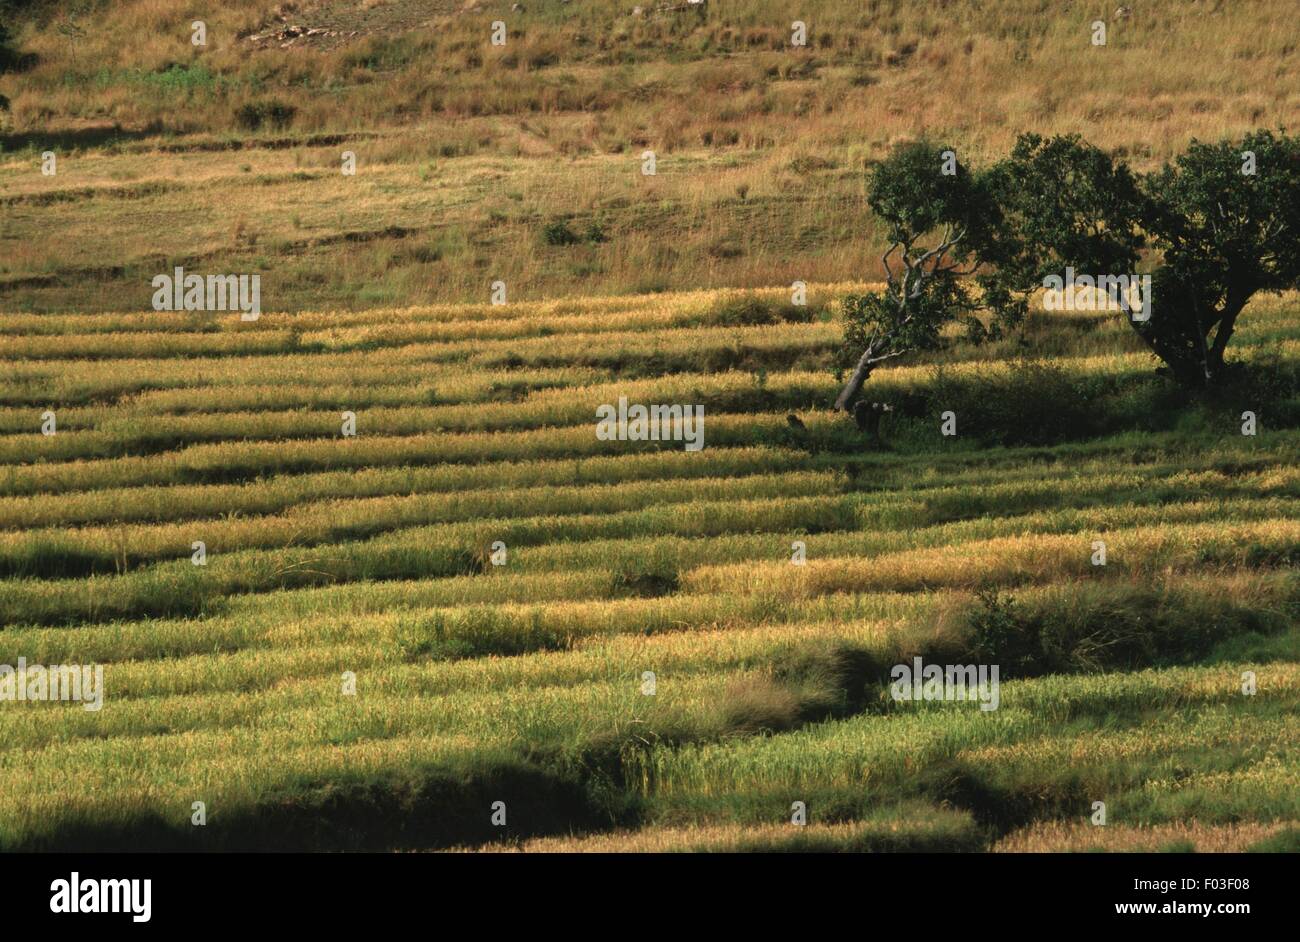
881,244,897,290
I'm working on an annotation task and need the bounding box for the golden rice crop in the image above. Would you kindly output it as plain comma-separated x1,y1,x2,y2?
1,284,1295,850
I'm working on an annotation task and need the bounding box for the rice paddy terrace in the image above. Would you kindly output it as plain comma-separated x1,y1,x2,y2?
0,284,1297,852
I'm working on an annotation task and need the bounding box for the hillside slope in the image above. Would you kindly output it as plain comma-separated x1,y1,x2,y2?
0,285,1297,850
1,0,1297,312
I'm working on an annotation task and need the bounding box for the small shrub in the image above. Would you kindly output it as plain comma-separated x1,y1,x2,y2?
967,588,1042,675
709,295,816,327
612,568,679,597
0,22,37,74
235,99,297,132
788,154,836,174
541,219,579,246
965,580,1296,677
772,642,894,719
706,238,744,259
396,609,568,661
406,244,442,264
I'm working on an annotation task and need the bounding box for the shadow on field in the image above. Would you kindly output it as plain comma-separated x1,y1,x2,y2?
9,760,619,853
0,123,157,153
921,762,1090,834
9,577,1293,851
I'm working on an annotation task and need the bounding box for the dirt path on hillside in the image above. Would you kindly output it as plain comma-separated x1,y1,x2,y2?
243,0,472,51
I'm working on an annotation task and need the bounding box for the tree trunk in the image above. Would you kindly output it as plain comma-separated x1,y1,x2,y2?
853,401,891,446
1206,293,1248,379
834,346,877,412
1126,289,1251,389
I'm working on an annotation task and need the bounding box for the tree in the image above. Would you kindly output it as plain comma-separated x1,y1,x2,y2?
981,133,1148,301
833,142,1014,413
54,12,86,65
1000,129,1300,387
1132,130,1300,385
977,130,1294,387
837,130,1300,414
835,136,1140,414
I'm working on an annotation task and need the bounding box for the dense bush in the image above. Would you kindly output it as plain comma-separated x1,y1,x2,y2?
0,22,36,73
542,218,607,246
541,219,580,246
965,579,1297,677
234,99,297,131
928,360,1099,446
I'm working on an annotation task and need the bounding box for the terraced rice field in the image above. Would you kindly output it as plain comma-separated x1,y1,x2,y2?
1,284,1297,852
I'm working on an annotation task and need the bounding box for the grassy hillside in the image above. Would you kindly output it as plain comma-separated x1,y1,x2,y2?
0,284,1297,851
1,0,1298,853
1,0,1297,311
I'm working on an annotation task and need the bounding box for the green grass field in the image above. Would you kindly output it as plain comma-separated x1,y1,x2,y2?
1,283,1297,852
1,0,1298,854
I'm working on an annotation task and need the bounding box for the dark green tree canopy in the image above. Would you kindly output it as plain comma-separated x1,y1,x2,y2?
1133,129,1300,384
837,128,1300,414
984,133,1147,288
834,141,1007,412
835,135,1131,411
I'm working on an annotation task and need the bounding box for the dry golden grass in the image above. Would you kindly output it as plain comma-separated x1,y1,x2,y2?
455,821,881,853
7,0,1295,158
452,806,979,853
4,1,1298,311
993,820,1291,853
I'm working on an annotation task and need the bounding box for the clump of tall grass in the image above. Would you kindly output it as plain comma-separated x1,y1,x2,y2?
707,293,818,327
966,577,1299,677
396,609,569,661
